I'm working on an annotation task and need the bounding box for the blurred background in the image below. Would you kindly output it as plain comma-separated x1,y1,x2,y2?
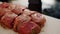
42,0,60,19
0,0,60,19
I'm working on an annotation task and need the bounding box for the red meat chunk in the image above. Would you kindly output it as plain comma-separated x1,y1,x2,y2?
23,9,36,16
7,4,16,10
13,14,31,31
1,12,17,29
31,13,46,27
17,21,41,34
0,8,11,18
0,8,5,17
12,5,26,15
0,2,9,8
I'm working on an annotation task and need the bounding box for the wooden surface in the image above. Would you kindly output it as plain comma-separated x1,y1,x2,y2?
0,15,60,34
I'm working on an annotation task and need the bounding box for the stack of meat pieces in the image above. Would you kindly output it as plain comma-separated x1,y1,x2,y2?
0,2,46,34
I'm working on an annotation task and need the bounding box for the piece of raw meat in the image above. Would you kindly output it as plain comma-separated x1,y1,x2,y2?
31,13,46,27
0,8,11,18
0,2,9,8
13,14,31,31
17,21,41,34
1,12,17,29
12,5,26,15
23,9,36,16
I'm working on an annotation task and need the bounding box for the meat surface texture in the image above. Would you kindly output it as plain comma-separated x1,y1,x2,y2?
17,21,41,34
1,12,17,29
13,14,31,31
0,2,46,34
31,13,46,27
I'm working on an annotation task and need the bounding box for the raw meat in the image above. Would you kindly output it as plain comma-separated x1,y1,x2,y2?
1,12,17,29
17,21,41,34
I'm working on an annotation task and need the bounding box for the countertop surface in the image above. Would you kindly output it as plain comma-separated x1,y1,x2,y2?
0,15,60,34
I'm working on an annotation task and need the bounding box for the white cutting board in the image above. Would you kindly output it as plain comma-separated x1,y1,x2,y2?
0,15,60,34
